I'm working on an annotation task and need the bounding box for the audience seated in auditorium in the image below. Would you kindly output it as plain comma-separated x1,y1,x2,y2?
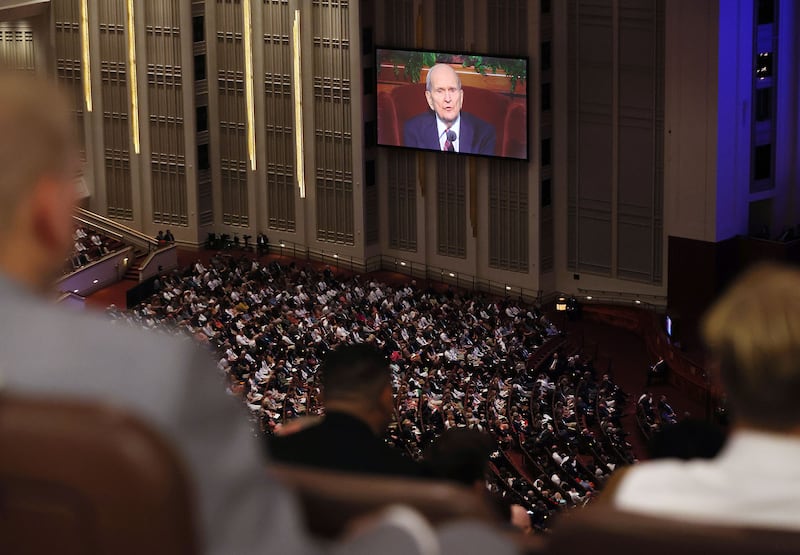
113,250,638,530
613,263,800,530
64,225,124,273
156,229,175,245
268,343,425,477
514,361,633,513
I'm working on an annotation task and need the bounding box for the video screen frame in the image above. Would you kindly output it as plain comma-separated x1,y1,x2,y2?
375,47,530,161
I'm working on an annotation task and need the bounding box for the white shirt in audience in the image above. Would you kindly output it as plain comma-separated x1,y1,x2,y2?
614,429,800,530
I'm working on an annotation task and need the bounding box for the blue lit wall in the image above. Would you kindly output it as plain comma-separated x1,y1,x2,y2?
716,0,754,241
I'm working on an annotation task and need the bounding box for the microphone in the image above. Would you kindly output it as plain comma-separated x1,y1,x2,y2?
446,129,457,143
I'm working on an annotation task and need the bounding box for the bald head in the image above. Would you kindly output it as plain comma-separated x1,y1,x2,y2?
424,64,464,126
425,63,461,93
0,72,78,289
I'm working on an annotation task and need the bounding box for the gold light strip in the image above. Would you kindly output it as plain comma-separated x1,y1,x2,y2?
243,0,256,171
125,0,140,154
79,0,92,112
292,9,305,198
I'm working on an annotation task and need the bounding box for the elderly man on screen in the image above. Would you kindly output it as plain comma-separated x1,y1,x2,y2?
403,63,496,155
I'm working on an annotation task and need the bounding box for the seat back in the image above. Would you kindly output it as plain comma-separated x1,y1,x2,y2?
270,463,500,538
546,506,800,555
0,394,199,555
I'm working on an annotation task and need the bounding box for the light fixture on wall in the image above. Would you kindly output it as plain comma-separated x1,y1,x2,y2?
79,0,92,112
125,0,140,154
292,8,306,198
243,0,256,171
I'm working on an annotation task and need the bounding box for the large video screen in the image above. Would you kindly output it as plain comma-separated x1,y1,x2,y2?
376,48,528,160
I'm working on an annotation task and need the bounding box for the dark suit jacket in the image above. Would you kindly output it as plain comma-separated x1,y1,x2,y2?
267,412,424,478
403,111,496,156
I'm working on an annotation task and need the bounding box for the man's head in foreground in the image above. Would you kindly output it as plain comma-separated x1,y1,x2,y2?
0,72,78,291
425,63,463,126
320,343,395,435
703,263,800,432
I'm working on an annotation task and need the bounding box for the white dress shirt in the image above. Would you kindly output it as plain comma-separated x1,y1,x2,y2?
614,429,800,529
436,114,461,152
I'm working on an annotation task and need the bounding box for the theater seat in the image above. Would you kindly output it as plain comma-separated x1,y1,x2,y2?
546,506,800,555
0,395,198,555
269,463,500,538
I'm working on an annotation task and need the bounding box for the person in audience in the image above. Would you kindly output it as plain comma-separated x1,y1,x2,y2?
647,419,727,461
269,344,425,477
425,428,533,533
509,505,533,535
424,427,496,487
613,263,800,529
646,357,668,386
164,229,175,243
257,232,269,255
657,394,677,424
0,72,514,555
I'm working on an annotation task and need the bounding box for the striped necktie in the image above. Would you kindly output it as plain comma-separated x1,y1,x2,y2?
443,128,455,152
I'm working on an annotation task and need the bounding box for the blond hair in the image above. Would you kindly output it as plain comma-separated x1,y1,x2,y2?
703,263,800,429
0,71,76,230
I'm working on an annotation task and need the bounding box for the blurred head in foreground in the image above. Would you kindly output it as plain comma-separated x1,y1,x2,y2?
648,418,727,460
424,428,495,489
703,263,800,432
0,72,77,291
321,343,395,435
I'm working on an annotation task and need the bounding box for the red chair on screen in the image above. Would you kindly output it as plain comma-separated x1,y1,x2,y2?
378,83,528,159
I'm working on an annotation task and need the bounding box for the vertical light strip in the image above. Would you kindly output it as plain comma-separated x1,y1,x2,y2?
243,0,256,171
125,0,140,154
79,0,92,112
292,9,305,198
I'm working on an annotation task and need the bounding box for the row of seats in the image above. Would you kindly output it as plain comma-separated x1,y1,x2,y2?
3,394,796,555
63,226,124,274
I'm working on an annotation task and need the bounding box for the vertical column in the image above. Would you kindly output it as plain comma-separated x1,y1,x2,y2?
540,0,555,273
215,0,250,229
54,0,93,195
379,0,418,254
433,0,466,259
145,1,188,231
263,0,297,233
312,0,354,245
616,0,665,282
99,0,134,222
486,0,531,274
